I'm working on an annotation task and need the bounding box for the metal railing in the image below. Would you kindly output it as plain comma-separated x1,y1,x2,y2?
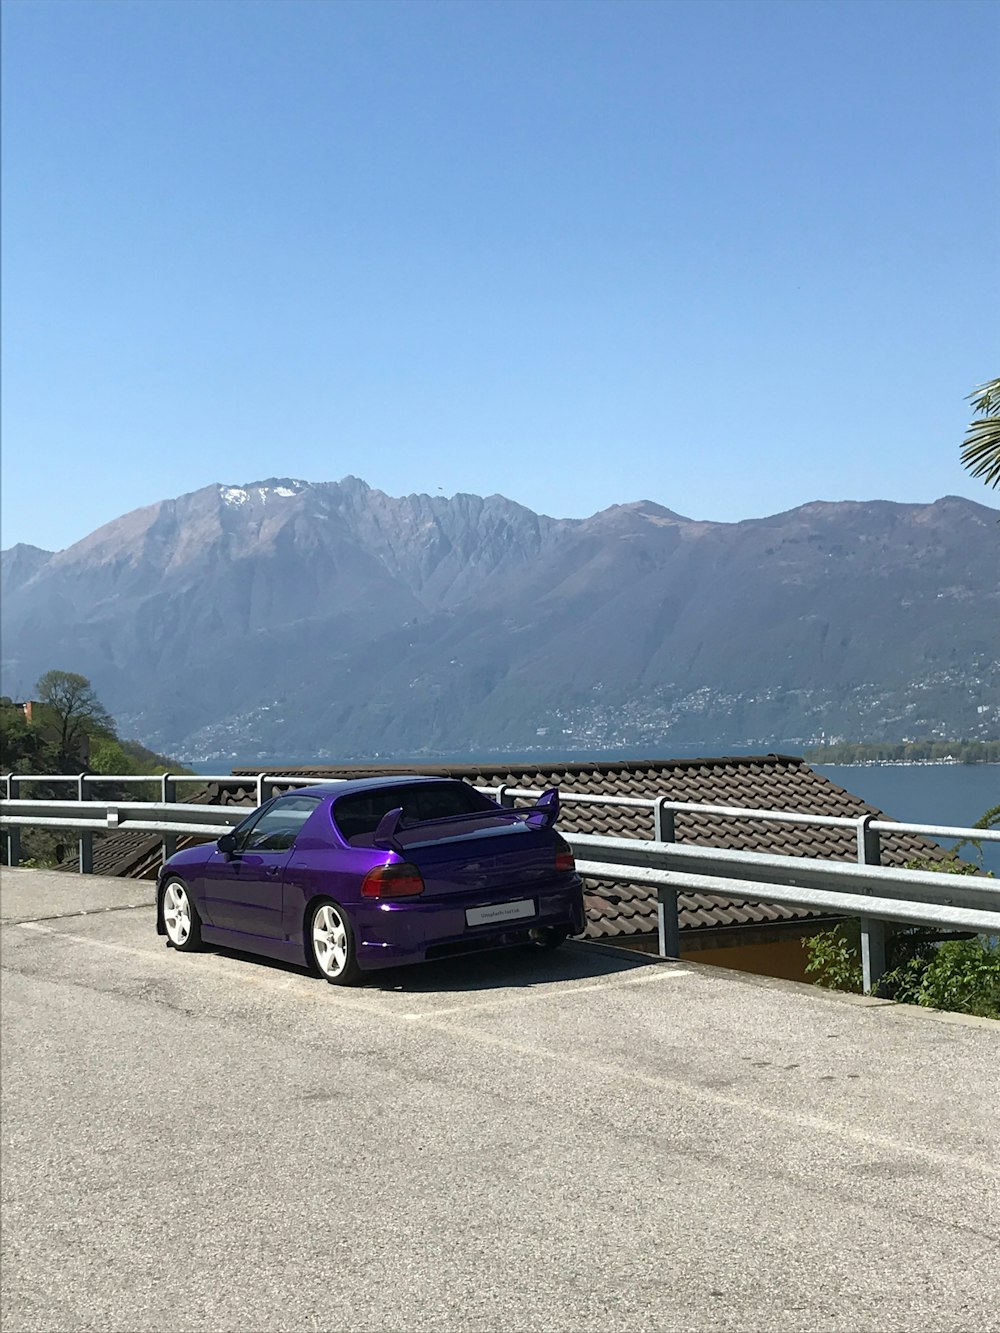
0,771,319,804
0,771,327,872
489,781,1000,990
2,771,998,993
490,781,1000,846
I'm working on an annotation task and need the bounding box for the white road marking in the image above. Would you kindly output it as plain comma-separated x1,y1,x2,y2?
16,921,160,956
410,966,693,1019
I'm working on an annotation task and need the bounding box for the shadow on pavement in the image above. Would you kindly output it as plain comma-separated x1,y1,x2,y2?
206,937,660,996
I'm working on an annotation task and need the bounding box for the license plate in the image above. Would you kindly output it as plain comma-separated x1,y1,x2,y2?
465,898,536,928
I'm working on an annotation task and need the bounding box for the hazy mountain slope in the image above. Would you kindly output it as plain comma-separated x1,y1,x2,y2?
2,479,997,758
1,542,53,602
268,492,997,755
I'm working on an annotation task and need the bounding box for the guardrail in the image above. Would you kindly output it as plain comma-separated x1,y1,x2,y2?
490,782,1000,847
2,773,997,992
0,800,247,836
569,831,1000,987
490,782,1000,990
0,771,316,805
0,771,325,872
4,770,998,847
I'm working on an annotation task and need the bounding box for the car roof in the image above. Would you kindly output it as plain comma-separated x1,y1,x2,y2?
287,775,465,799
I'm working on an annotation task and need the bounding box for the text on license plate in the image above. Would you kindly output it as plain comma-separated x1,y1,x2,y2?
465,899,536,928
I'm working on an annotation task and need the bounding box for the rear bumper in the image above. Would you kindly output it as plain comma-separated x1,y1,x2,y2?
353,877,585,972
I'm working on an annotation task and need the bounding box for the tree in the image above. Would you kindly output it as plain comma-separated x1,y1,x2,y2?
34,670,116,771
960,376,1000,489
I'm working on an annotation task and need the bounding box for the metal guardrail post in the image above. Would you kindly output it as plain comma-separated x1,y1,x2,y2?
857,814,885,993
78,773,94,874
257,773,269,806
160,773,177,864
653,799,676,843
654,798,680,959
657,885,681,959
497,784,515,808
5,776,21,867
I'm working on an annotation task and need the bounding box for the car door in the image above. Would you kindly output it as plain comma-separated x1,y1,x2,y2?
204,796,322,940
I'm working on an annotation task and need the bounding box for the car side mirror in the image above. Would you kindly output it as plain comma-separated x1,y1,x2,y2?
217,832,237,855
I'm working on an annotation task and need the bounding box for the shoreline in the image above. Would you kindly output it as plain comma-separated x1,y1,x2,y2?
810,758,1000,768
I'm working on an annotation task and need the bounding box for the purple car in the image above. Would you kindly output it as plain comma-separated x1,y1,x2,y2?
156,776,585,984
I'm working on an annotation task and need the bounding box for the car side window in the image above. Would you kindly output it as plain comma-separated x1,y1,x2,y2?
236,796,322,853
230,801,273,853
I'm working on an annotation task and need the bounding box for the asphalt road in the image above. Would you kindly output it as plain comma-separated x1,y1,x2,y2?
2,867,998,1333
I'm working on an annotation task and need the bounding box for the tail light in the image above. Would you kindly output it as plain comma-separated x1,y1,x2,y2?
361,862,425,898
554,834,575,874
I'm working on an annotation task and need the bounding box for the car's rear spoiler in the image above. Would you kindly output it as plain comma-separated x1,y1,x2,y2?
372,787,561,852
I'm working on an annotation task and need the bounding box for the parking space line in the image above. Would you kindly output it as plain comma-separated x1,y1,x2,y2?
405,967,693,1020
15,920,164,957
0,901,153,927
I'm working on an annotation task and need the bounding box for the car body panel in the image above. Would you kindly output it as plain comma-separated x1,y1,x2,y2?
201,846,293,937
157,843,218,927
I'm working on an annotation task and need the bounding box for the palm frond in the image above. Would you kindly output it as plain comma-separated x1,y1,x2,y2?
961,376,1000,488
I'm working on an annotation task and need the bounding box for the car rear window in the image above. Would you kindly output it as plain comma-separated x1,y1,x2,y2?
332,782,496,844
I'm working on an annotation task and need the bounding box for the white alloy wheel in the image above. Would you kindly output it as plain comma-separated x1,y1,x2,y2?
162,880,201,950
312,903,348,976
310,902,361,984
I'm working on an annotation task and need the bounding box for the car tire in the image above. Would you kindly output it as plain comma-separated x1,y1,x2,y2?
529,926,569,951
308,899,363,986
161,879,203,952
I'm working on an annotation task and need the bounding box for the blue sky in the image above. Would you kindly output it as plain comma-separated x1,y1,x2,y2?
2,0,998,552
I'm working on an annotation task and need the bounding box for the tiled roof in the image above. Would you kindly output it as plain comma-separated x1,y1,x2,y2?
55,789,218,880
53,829,162,878
226,756,955,940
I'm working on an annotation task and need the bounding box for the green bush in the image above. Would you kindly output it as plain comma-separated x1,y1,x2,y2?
881,939,1000,1019
802,802,999,1018
804,924,999,1018
803,921,863,993
16,828,74,870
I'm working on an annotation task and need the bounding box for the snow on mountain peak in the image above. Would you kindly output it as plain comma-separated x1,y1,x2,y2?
219,481,306,507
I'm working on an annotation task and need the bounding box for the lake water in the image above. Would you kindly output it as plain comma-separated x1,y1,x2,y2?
816,763,1000,875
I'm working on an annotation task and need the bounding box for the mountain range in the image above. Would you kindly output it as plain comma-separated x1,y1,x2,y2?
2,478,998,761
